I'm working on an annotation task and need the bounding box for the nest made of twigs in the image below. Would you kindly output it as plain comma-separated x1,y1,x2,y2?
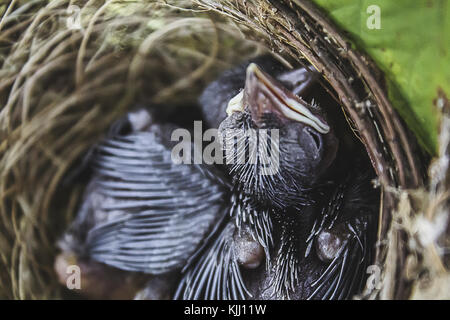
0,0,448,300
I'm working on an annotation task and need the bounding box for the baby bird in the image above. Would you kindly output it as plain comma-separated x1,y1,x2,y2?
175,56,379,299
56,109,231,299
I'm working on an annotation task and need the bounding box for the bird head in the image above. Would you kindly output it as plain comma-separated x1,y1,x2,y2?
219,63,339,208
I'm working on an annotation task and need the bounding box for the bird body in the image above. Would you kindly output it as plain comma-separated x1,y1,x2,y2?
56,112,230,298
176,56,379,299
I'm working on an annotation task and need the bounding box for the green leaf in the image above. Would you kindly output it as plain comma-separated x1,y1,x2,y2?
313,0,450,154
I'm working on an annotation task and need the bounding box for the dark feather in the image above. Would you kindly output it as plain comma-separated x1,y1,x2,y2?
174,222,251,300
232,192,274,265
81,131,229,274
307,216,375,300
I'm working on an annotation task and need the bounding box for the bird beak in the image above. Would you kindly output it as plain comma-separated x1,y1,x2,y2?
226,63,330,134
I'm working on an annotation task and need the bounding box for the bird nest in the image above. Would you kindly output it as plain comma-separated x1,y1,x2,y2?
0,0,448,299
